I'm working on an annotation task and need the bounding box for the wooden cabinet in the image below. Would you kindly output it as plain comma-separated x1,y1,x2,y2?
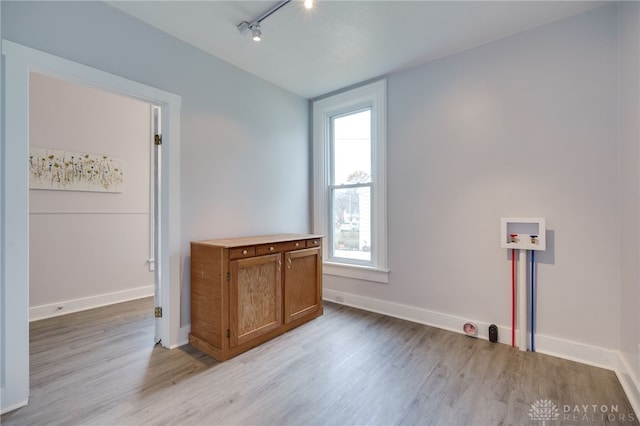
230,253,282,348
190,234,323,361
284,248,322,324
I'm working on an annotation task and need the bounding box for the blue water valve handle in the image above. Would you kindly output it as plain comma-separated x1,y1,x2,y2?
530,234,538,244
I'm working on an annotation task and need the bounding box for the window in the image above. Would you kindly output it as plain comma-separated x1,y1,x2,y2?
313,80,388,283
331,109,372,262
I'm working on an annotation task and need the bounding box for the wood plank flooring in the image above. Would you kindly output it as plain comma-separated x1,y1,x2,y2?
2,297,637,425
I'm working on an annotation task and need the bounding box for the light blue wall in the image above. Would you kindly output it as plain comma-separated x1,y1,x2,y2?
1,0,310,411
0,0,4,399
619,0,640,404
3,0,638,415
325,4,622,351
1,0,310,322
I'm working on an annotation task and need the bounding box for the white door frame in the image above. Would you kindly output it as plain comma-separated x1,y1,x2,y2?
0,40,182,413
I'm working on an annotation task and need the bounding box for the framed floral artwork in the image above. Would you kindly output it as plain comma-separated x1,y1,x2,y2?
29,147,124,193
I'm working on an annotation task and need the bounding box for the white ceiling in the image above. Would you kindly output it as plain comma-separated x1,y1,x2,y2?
107,0,608,99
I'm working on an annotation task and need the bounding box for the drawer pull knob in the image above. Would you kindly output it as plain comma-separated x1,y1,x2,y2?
269,246,274,251
295,242,299,247
242,249,248,255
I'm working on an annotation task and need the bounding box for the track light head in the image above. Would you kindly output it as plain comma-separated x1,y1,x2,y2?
237,21,262,42
237,0,311,43
250,24,262,42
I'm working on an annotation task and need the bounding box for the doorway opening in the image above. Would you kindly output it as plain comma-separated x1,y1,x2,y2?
28,72,161,341
1,40,182,412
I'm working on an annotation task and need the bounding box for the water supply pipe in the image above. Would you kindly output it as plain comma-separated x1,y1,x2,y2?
518,249,528,351
530,248,535,352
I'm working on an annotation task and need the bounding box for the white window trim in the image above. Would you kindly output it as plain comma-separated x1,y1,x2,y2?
313,80,389,283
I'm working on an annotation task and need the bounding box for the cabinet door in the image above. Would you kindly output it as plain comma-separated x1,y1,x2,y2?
284,247,322,323
230,253,282,347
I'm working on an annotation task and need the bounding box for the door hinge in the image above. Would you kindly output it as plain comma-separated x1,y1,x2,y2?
154,134,162,145
227,329,231,338
226,272,231,282
154,307,163,318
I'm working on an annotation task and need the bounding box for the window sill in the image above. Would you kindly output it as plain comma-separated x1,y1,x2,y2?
323,261,389,284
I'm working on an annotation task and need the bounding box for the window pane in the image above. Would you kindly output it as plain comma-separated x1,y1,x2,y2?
332,110,371,185
332,186,371,262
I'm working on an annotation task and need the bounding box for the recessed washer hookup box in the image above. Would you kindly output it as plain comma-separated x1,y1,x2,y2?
500,217,546,251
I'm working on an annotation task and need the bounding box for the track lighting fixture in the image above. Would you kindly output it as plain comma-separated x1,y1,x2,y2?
237,0,312,42
250,24,262,42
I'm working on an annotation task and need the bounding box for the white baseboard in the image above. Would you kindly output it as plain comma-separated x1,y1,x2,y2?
324,288,517,344
534,333,620,370
0,386,28,415
29,285,154,322
176,326,191,348
617,352,640,418
323,288,621,369
323,288,640,415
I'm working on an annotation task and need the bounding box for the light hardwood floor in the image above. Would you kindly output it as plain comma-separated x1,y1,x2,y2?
2,297,637,425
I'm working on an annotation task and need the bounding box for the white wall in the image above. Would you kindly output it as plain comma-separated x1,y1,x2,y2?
325,4,621,354
28,72,153,319
619,0,640,412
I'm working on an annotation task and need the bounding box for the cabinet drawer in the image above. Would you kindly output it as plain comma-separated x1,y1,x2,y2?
256,240,304,255
306,238,322,248
229,246,256,259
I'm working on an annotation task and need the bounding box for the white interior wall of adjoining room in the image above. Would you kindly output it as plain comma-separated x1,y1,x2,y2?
28,72,154,320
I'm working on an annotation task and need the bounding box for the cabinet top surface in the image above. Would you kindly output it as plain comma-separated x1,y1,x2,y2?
191,233,323,248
